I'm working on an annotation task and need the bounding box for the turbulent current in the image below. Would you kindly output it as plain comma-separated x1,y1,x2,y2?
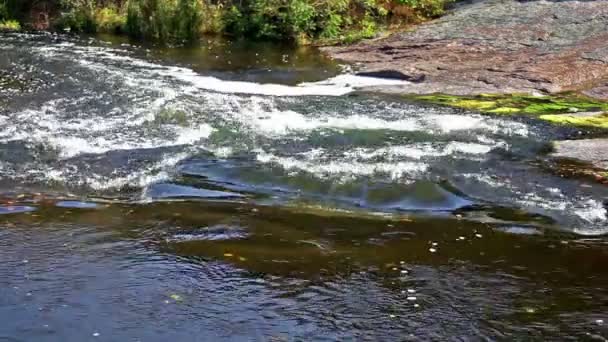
0,32,607,234
2,33,608,341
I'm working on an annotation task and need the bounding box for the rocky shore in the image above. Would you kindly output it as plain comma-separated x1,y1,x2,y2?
323,0,608,176
324,0,608,98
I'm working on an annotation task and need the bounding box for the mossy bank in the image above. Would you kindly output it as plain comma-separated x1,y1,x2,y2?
409,93,608,129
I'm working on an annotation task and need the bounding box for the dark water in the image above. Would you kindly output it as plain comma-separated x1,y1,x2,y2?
1,32,607,340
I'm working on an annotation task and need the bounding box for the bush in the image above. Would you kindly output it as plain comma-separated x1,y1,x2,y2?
1,0,451,44
126,0,203,43
0,19,20,31
95,6,126,33
56,8,97,32
395,0,449,18
200,1,224,34
56,0,97,33
0,0,23,29
221,0,391,43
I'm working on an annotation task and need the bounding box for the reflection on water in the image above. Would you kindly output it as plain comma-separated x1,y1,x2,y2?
0,200,607,340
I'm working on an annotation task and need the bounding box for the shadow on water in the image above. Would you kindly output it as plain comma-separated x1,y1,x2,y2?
95,33,343,85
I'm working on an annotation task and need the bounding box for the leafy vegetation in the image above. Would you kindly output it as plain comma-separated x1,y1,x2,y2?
0,19,20,30
412,93,608,129
0,0,451,44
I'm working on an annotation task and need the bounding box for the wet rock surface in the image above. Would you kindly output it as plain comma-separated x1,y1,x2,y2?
552,139,608,171
323,0,608,98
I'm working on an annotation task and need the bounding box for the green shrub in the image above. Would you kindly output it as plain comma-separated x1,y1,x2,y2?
56,8,97,32
396,0,450,18
200,1,224,34
174,0,203,42
2,0,451,44
222,5,246,36
0,19,20,31
126,0,203,42
0,0,22,29
95,6,126,33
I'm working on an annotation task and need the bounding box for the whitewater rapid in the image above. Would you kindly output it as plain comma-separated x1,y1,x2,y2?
0,33,606,234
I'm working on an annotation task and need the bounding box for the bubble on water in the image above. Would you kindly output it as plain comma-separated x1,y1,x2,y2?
429,248,437,253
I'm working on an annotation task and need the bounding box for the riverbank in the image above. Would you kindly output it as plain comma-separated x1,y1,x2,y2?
323,0,608,99
323,0,608,175
0,0,451,44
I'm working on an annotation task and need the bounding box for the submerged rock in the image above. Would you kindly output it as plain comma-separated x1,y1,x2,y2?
551,139,608,171
550,139,608,184
323,0,608,98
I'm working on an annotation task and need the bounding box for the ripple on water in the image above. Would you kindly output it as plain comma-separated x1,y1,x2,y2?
144,183,245,200
495,226,544,235
169,224,250,242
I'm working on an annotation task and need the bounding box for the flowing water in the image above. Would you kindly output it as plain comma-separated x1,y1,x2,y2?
1,32,607,340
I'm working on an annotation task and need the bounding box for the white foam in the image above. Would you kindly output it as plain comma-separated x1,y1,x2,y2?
460,172,608,233
574,200,607,224
343,142,495,161
45,152,191,191
175,71,411,97
256,151,427,180
37,43,411,97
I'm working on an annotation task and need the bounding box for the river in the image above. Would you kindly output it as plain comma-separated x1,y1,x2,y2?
0,32,607,340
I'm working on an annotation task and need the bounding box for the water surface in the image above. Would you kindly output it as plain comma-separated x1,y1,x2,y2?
0,32,607,340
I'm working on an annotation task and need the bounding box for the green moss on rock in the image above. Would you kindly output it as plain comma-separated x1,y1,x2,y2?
410,93,608,128
540,113,608,129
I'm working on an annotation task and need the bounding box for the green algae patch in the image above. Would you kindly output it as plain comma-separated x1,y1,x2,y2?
410,93,608,128
540,113,608,129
